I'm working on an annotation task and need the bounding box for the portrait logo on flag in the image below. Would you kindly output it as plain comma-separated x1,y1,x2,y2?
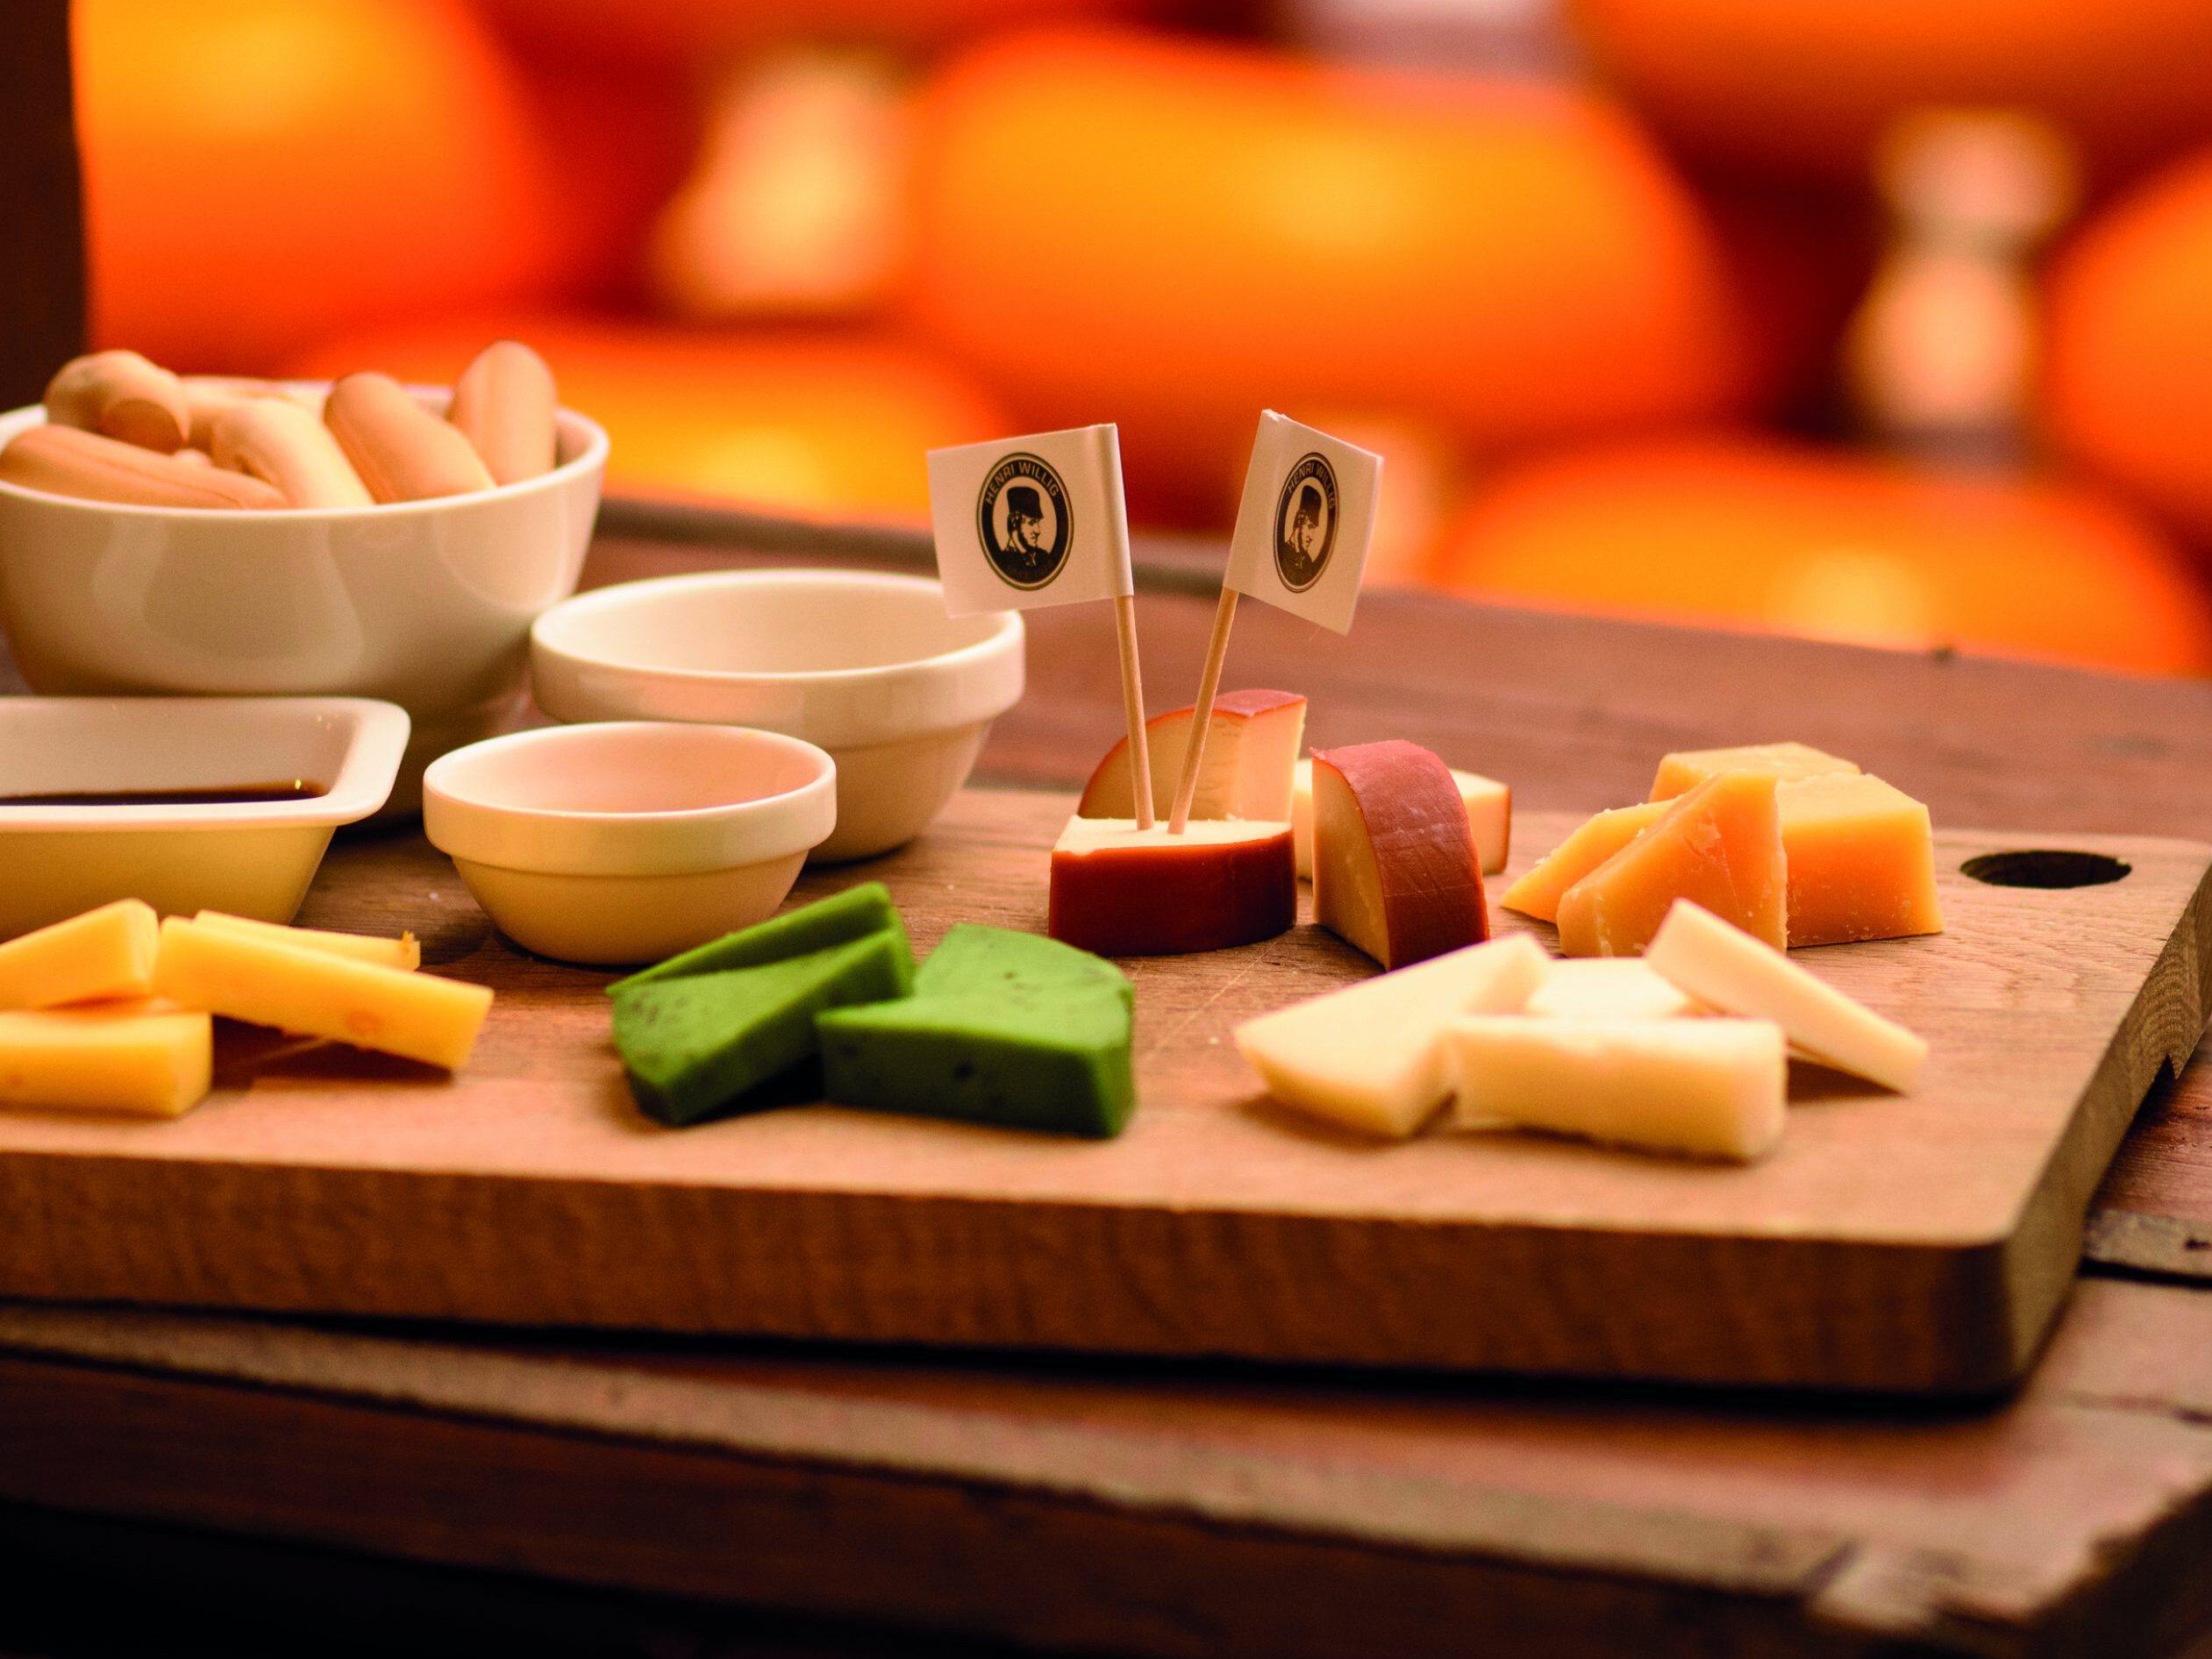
1273,452,1338,594
975,452,1072,591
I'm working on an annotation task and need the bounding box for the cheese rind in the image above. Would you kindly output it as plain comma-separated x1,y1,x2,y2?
1079,690,1306,822
1312,741,1488,969
1445,1015,1787,1161
193,911,421,972
0,899,160,1010
1049,817,1295,956
1644,900,1928,1092
1651,741,1859,801
1500,801,1669,922
0,1000,212,1118
1774,773,1944,946
153,917,493,1071
1555,772,1787,957
1295,758,1510,878
1234,933,1547,1138
1523,958,1698,1021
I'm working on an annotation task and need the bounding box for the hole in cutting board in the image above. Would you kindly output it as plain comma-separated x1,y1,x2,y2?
1961,850,2131,889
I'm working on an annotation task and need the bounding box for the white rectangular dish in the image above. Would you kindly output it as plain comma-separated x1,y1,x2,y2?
0,696,409,936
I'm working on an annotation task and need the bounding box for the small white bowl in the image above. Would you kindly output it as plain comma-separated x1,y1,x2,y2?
529,568,1024,863
0,696,410,937
422,721,838,965
0,388,609,814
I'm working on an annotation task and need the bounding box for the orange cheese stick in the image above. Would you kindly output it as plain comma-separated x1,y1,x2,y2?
182,375,324,450
449,339,557,485
43,350,189,453
325,372,495,502
210,398,373,509
0,424,285,509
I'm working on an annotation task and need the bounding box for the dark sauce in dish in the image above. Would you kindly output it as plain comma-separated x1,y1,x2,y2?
0,781,328,807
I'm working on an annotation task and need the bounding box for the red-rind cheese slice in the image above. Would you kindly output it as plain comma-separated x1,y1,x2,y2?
1049,817,1296,956
1077,689,1306,822
1311,741,1488,969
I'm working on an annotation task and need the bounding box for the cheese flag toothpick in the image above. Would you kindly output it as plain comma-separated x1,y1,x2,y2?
1168,412,1383,830
927,424,1156,825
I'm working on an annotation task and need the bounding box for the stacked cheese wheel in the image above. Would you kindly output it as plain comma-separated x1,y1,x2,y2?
1,341,559,511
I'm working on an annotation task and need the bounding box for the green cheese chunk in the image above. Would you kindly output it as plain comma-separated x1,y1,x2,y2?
816,927,1135,1138
613,930,912,1127
608,883,910,994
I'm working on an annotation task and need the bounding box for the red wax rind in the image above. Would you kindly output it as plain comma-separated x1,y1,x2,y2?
1312,740,1488,968
1049,821,1296,956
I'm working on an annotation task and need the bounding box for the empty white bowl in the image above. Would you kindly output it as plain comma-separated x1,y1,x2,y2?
0,696,410,937
529,568,1024,862
0,388,608,814
422,721,838,965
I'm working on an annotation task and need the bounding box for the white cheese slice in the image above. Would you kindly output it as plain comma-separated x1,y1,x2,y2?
1643,899,1927,1092
1523,958,1698,1021
1233,933,1547,1138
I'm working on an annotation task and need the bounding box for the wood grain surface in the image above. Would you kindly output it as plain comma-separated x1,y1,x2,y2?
0,794,2201,1392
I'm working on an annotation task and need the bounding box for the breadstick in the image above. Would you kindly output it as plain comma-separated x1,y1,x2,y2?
210,397,373,509
1,424,286,509
44,351,190,453
182,376,325,450
449,339,558,485
324,372,495,502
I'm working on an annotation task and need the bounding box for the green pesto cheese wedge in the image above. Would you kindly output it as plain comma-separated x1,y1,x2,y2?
613,930,912,1127
914,922,1133,1007
608,883,909,994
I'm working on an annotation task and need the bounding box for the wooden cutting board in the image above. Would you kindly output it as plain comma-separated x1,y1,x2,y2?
0,790,2204,1393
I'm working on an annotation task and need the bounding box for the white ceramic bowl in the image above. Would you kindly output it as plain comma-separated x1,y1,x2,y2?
530,568,1024,863
0,695,410,937
422,721,838,965
0,388,608,815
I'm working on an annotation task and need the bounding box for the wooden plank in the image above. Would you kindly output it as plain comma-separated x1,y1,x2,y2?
0,796,2200,1392
0,0,82,410
0,1277,2208,1657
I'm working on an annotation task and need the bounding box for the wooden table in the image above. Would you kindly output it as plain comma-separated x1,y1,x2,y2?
2,511,2209,1659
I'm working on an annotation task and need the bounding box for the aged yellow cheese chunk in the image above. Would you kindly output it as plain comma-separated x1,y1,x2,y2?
1445,1015,1787,1161
153,916,490,1070
1293,758,1511,878
1500,801,1669,922
193,910,422,971
1645,900,1927,1092
0,1000,212,1118
0,899,160,1010
1650,740,1859,801
1555,772,1787,958
1233,934,1547,1138
1523,958,1698,1021
1773,774,1944,946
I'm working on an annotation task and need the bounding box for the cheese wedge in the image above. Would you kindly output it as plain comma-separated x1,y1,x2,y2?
193,911,420,972
1445,1015,1787,1161
1644,900,1928,1092
1312,741,1488,969
1651,741,1859,801
1555,772,1787,957
1523,958,1698,1021
1234,934,1547,1138
1774,773,1944,946
1081,691,1306,822
1500,801,1670,922
0,1000,212,1118
153,916,491,1071
0,900,161,1010
1294,758,1511,879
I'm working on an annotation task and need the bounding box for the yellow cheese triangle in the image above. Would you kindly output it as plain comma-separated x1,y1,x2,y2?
1501,800,1668,923
1556,771,1787,957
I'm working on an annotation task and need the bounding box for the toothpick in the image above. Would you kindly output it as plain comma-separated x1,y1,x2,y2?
1114,592,1155,830
1167,587,1239,834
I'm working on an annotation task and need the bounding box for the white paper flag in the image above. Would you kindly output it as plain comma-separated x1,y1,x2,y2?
925,424,1137,618
1222,411,1381,634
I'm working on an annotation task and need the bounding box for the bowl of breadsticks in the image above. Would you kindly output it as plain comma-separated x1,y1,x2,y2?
0,342,607,813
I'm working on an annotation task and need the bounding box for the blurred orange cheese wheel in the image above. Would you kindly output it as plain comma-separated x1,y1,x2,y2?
1431,436,2212,676
76,0,563,369
902,30,1760,505
2045,149,2212,546
288,317,1011,523
1570,0,2212,184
